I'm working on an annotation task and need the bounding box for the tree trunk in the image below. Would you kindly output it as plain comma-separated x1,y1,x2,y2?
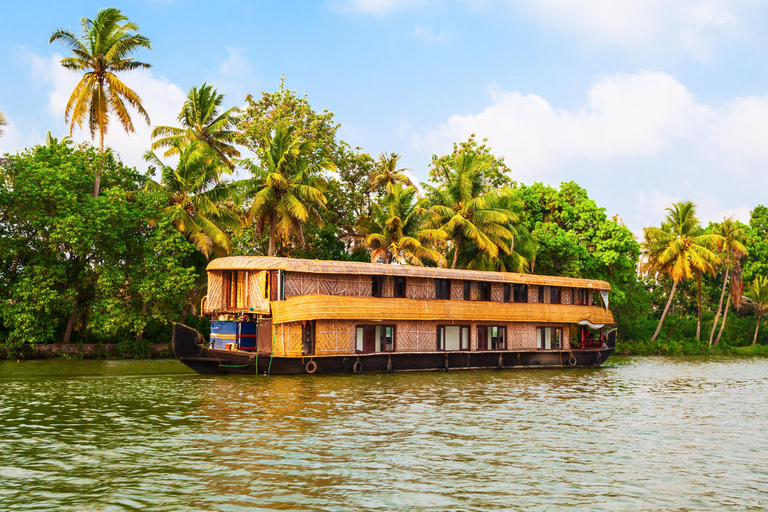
651,280,678,342
753,314,761,346
709,266,730,347
62,296,79,344
268,209,276,256
93,127,104,199
451,234,462,269
714,293,731,346
696,273,702,341
136,302,148,344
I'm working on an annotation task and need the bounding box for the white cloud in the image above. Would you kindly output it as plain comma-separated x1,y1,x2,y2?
32,53,186,172
410,70,768,234
207,47,259,104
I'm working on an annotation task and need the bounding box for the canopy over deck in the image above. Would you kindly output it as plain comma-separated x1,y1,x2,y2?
207,256,612,291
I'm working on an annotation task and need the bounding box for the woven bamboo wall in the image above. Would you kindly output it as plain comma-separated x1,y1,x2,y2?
397,320,439,352
205,271,223,314
383,276,394,298
562,288,573,305
273,321,303,357
491,283,504,303
315,320,355,355
450,280,464,300
285,272,372,298
405,278,436,300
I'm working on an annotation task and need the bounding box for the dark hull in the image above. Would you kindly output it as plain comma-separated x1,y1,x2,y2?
173,324,616,376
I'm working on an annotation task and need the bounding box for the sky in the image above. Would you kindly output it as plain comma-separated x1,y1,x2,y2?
1,0,768,237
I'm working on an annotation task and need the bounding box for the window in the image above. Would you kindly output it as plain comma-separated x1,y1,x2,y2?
463,281,472,300
355,325,396,352
437,325,470,351
394,276,406,298
435,279,450,299
551,286,561,304
478,282,491,301
537,327,562,350
372,276,383,297
302,321,315,355
477,326,506,350
513,284,527,303
504,283,511,302
577,288,591,305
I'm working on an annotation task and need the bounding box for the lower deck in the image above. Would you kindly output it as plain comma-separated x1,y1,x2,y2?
176,324,616,375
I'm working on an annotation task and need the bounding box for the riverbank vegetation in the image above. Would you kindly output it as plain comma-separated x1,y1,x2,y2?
1,8,767,358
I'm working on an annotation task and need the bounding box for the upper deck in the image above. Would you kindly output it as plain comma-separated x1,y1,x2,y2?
202,256,614,326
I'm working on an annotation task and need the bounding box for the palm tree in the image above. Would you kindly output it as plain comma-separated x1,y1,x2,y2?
144,141,241,258
370,152,413,194
642,201,721,342
455,190,537,272
237,123,334,256
44,131,73,147
744,276,768,346
50,7,151,198
709,218,748,346
355,184,446,266
151,83,240,169
426,150,517,269
0,110,6,137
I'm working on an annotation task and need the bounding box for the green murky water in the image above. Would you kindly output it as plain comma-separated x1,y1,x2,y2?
1,357,767,511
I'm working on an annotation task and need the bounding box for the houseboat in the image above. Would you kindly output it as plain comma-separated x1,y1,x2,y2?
173,256,617,375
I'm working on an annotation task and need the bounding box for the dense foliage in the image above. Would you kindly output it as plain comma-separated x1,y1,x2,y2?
2,7,767,357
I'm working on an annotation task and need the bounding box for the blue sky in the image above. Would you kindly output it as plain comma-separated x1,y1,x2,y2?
2,0,768,235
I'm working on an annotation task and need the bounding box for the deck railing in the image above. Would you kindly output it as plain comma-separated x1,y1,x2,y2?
581,338,604,349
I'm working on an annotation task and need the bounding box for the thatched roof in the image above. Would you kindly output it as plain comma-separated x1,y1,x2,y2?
208,256,612,290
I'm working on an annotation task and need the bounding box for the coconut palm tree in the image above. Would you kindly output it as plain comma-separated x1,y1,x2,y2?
237,123,334,256
709,218,749,346
426,150,517,269
144,141,241,258
50,7,151,198
44,131,73,147
744,276,768,346
151,83,240,169
455,190,537,272
355,184,446,266
370,152,413,194
642,201,722,342
0,111,6,137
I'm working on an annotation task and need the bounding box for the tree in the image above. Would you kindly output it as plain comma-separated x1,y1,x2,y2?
44,131,73,147
709,218,749,346
426,150,516,269
744,276,768,346
355,184,446,266
428,134,513,189
237,123,334,256
144,141,241,258
50,7,151,198
0,111,6,137
151,83,240,169
0,144,195,351
642,201,721,342
370,152,413,194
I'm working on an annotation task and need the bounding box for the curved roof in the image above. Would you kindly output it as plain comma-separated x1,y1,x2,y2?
207,256,612,290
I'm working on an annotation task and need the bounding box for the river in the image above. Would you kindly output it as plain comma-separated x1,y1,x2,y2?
1,357,766,511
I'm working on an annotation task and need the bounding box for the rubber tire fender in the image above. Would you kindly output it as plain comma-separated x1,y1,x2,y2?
353,360,363,374
568,354,578,367
305,360,317,374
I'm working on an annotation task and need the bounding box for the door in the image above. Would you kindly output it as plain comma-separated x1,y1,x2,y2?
363,326,376,353
477,326,488,350
302,320,315,355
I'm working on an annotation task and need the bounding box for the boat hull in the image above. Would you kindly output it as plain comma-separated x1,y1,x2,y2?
173,324,616,376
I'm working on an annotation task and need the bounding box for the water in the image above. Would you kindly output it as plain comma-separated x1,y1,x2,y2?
1,358,767,511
